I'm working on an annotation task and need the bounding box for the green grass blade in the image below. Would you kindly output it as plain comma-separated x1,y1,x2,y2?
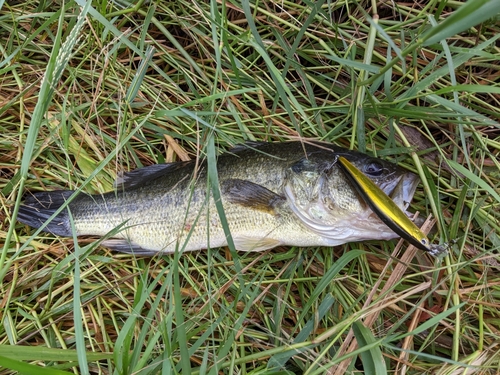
126,45,155,104
206,133,239,263
0,345,112,362
0,356,74,375
0,8,64,281
1,0,90,281
296,250,365,328
70,215,89,375
447,160,500,203
268,293,334,369
352,321,387,375
392,302,466,341
421,0,500,46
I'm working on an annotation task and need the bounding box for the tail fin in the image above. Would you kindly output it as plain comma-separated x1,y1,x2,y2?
17,191,75,236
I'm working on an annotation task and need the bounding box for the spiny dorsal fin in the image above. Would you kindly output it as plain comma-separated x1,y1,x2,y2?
228,141,267,154
221,179,284,215
114,161,193,190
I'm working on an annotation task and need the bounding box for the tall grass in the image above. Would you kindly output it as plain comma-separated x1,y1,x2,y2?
1,0,499,374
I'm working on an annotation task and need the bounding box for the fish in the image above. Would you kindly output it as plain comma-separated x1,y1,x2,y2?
17,141,422,256
337,156,448,256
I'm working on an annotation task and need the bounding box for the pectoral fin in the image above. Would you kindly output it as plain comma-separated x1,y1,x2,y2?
221,179,285,215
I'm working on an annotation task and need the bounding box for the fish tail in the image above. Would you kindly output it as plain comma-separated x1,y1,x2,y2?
17,191,75,236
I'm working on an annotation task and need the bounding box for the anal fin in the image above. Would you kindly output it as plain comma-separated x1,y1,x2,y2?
102,239,159,256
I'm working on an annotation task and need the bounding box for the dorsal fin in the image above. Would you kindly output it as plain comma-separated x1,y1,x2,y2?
114,161,193,190
228,141,267,154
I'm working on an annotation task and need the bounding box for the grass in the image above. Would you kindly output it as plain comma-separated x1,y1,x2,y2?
1,0,500,374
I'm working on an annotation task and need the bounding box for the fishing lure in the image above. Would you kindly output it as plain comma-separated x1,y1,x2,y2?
337,156,448,256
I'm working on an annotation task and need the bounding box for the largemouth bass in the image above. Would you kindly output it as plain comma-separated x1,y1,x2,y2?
17,141,422,255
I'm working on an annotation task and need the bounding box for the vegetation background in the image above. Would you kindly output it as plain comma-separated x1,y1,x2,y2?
1,0,499,374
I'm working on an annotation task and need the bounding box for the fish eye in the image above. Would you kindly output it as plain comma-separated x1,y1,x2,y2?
364,161,384,177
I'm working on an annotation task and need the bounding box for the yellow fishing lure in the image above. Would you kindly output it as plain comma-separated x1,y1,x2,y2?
337,156,447,256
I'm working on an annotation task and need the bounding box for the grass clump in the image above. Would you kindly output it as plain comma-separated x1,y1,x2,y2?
1,0,500,374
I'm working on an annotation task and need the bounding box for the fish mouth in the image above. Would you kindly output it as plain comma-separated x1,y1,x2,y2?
387,172,420,212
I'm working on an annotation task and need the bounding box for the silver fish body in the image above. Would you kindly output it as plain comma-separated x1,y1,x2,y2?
17,142,419,255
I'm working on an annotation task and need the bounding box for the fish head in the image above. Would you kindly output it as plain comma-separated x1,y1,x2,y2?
284,149,420,244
